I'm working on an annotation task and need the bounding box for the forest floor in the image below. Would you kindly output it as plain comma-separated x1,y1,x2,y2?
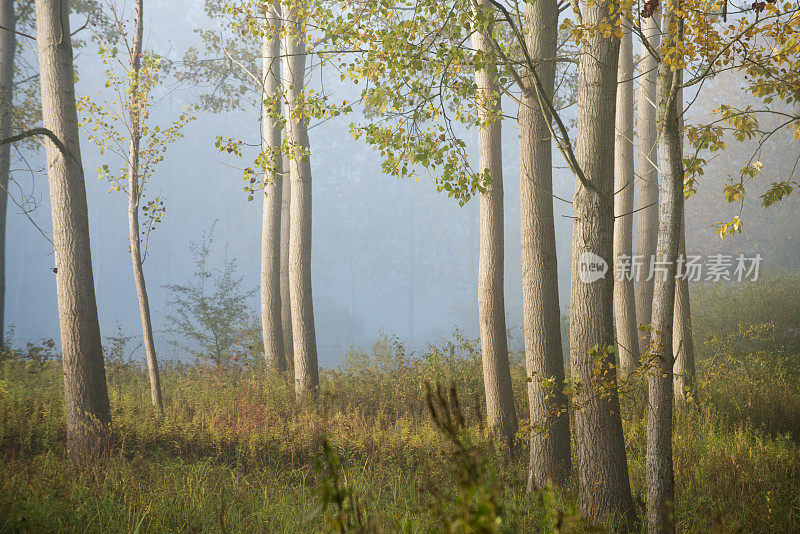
1,277,799,532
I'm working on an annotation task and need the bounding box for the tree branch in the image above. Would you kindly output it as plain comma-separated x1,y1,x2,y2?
0,127,78,164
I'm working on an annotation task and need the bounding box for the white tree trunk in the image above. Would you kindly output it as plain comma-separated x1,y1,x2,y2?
280,154,293,369
647,15,683,530
260,1,286,372
283,9,318,397
613,23,639,373
635,15,661,354
519,0,571,486
570,0,633,521
0,0,15,348
471,0,518,451
35,0,111,457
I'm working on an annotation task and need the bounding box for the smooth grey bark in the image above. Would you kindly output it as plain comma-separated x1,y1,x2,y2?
35,0,111,457
0,0,15,348
125,0,163,413
614,23,639,374
280,152,293,369
635,15,661,354
570,0,634,522
519,0,570,487
673,84,695,407
647,15,683,531
283,10,318,397
260,2,286,373
471,0,518,451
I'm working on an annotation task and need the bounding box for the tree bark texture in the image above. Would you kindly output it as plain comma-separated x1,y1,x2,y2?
569,0,634,521
647,13,683,530
280,153,293,370
471,0,518,451
613,23,639,374
672,84,695,408
635,15,661,354
519,0,571,487
283,10,318,397
260,1,287,373
35,0,111,458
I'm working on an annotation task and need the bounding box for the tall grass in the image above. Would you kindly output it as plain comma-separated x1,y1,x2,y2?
0,276,799,532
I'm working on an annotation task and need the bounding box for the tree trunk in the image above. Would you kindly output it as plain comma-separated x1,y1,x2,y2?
635,15,661,354
125,0,163,413
280,154,293,369
283,9,318,397
519,0,571,486
570,0,633,521
647,17,683,531
0,0,15,348
35,0,111,457
613,23,639,374
260,2,286,373
673,84,695,407
471,0,518,451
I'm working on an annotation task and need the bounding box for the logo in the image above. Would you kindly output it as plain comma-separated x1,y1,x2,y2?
578,251,608,284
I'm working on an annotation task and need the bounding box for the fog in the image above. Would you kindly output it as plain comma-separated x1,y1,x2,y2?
5,0,798,366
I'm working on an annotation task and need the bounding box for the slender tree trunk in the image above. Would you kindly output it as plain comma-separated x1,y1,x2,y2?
0,0,15,348
280,153,293,369
673,84,695,407
614,23,639,374
647,11,683,529
635,16,661,354
673,214,695,406
570,0,633,521
471,0,517,451
35,0,111,457
260,1,286,372
283,9,318,397
126,0,163,413
519,0,570,486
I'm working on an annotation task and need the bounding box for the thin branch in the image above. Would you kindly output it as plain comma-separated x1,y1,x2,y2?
0,24,35,40
0,127,78,164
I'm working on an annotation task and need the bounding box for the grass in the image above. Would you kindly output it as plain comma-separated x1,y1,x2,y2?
1,277,799,532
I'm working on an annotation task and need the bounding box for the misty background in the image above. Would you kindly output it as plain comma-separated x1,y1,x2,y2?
5,0,798,366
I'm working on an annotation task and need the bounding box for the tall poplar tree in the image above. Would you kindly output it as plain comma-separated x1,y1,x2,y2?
35,0,111,458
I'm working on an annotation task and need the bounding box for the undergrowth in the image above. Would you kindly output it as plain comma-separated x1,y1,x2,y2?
0,276,798,532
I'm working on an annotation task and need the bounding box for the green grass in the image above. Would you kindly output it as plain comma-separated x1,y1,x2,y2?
1,277,799,532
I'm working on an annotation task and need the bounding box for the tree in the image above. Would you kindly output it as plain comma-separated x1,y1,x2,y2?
636,0,800,526
283,2,319,396
518,0,571,486
673,84,696,407
0,0,105,351
0,0,15,349
164,228,257,368
634,14,660,355
567,0,634,521
124,0,163,411
35,0,111,458
280,152,293,368
180,0,293,374
259,1,287,373
644,1,683,525
471,0,517,450
77,0,195,413
613,21,638,374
